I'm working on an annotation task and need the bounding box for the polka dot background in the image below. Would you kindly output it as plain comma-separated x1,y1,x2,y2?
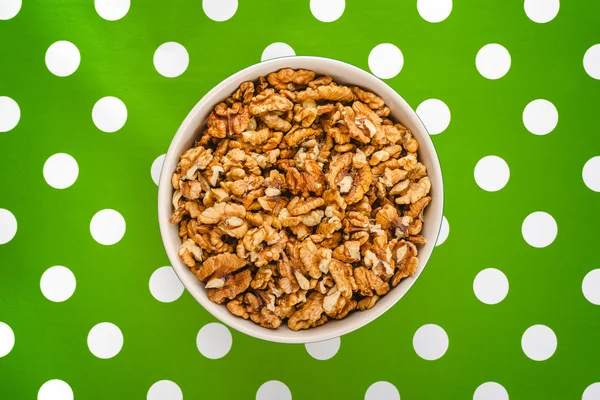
0,1,599,399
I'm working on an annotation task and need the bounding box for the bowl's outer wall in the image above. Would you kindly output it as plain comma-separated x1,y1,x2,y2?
158,56,444,343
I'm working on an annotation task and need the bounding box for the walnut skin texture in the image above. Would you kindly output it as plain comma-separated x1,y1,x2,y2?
170,69,431,330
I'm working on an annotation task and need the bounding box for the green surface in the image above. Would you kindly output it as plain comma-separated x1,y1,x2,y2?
1,0,600,399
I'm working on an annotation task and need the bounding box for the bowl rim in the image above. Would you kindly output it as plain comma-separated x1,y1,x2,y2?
158,55,445,343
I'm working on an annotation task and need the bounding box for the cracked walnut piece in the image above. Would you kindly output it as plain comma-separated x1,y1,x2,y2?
170,69,432,331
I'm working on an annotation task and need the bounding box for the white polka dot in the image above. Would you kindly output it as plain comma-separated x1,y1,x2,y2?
147,380,183,400
413,324,448,360
94,0,130,21
305,337,341,360
368,43,404,79
149,266,184,303
43,153,79,189
0,96,20,132
90,209,126,245
583,383,600,400
474,382,508,400
417,0,452,23
436,216,449,246
522,99,558,135
521,324,557,361
473,268,509,305
583,156,600,192
365,381,400,400
151,154,166,186
0,0,21,20
582,269,600,305
524,0,559,23
40,266,76,302
92,96,127,133
202,0,237,22
584,44,600,79
476,44,511,80
87,322,123,359
521,211,557,248
416,99,451,135
153,42,189,78
45,41,80,77
0,322,15,357
261,42,296,62
196,322,232,359
310,0,345,22
474,155,510,192
38,379,73,400
0,208,17,245
256,381,292,400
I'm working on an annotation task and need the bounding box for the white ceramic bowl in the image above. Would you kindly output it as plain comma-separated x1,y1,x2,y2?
158,56,444,344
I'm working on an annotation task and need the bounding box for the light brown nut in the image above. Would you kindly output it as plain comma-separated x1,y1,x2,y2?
345,164,372,205
407,162,427,180
357,295,380,311
251,266,274,289
389,178,410,196
326,152,353,188
372,158,401,175
343,106,371,143
249,90,293,115
395,177,431,204
321,119,351,144
219,217,248,239
379,167,408,187
207,111,227,138
375,106,391,117
264,131,283,151
180,180,203,200
308,76,333,88
409,235,426,245
328,259,356,297
229,81,255,105
289,222,311,240
354,267,390,296
297,84,355,102
293,99,318,127
332,240,361,263
322,188,347,211
352,86,385,109
288,292,325,331
242,128,270,145
195,252,246,282
267,68,315,91
179,239,202,267
283,127,319,147
179,146,214,177
263,113,292,132
230,104,251,134
287,196,325,216
278,208,302,227
250,307,282,329
199,202,246,224
297,239,323,279
375,204,399,230
207,269,252,304
227,295,249,319
405,196,431,219
317,103,336,115
301,209,325,227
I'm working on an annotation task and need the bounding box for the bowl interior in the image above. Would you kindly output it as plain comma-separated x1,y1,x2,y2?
158,56,444,344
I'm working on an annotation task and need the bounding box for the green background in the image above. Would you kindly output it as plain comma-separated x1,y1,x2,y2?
1,0,599,399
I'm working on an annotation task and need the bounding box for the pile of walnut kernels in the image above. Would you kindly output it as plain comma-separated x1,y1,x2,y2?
170,68,432,331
